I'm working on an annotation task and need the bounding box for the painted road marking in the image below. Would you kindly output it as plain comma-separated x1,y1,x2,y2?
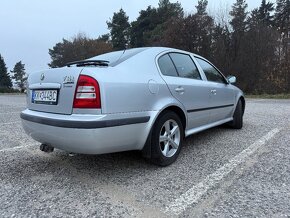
165,128,281,215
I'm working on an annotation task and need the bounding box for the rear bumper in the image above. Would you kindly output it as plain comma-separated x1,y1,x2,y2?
21,109,157,154
20,112,150,129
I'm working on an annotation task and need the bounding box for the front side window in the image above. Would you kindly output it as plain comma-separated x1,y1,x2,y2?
196,58,225,83
158,54,179,77
169,53,201,80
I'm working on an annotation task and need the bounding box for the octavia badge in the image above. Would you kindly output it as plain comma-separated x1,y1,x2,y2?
63,76,75,84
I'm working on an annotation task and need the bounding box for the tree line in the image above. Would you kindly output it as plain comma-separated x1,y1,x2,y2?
49,0,289,94
0,55,27,93
1,0,288,94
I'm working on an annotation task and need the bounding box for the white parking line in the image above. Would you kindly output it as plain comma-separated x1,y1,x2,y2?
1,121,21,125
165,128,281,215
0,144,37,152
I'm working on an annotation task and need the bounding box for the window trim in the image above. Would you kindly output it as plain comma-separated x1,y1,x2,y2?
157,54,179,78
168,54,180,77
194,56,229,84
158,52,202,81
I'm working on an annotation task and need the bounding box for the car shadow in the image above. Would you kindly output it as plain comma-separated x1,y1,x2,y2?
3,124,249,188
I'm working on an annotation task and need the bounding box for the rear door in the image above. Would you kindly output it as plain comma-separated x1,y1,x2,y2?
27,67,82,115
195,57,235,123
158,53,210,129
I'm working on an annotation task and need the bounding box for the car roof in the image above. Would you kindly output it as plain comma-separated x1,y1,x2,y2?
88,47,200,67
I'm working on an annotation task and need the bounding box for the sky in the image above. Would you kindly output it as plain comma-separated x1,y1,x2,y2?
0,0,274,75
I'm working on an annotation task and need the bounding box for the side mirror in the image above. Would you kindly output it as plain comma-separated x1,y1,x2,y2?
227,76,236,84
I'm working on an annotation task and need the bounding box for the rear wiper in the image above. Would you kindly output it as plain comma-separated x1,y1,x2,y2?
67,60,109,67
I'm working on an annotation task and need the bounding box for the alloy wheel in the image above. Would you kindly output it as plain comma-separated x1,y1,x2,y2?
159,119,181,157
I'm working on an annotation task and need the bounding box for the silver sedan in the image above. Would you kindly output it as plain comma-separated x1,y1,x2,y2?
21,47,245,166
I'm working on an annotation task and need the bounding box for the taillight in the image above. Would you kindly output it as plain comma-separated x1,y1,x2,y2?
73,75,101,108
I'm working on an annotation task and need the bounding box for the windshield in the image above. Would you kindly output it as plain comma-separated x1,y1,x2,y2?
87,47,148,67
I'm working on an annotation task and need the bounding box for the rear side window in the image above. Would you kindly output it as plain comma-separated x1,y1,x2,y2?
196,58,226,83
169,53,201,80
158,54,178,77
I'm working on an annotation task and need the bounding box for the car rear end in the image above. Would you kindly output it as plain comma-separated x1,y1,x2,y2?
20,64,155,154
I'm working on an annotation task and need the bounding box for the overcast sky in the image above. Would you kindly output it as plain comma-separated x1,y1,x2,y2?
0,0,274,74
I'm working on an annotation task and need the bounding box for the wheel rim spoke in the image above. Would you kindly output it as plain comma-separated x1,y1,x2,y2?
159,119,181,158
159,135,167,143
165,121,171,134
162,142,170,156
170,125,178,137
170,140,179,149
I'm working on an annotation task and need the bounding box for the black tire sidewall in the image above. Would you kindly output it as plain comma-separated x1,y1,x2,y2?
150,111,184,166
233,100,243,129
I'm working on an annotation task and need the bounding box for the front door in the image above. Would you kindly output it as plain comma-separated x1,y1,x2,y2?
195,57,235,123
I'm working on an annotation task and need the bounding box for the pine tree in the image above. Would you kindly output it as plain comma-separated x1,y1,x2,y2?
212,24,231,72
229,0,248,61
130,6,158,47
258,0,275,26
275,0,290,58
193,0,214,57
11,61,27,92
130,1,183,47
245,5,280,93
275,0,290,34
107,8,130,50
148,0,183,45
157,0,183,23
230,0,248,34
0,54,12,90
196,0,208,16
248,1,275,28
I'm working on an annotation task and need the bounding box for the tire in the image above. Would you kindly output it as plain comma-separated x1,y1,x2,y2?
149,111,184,166
229,99,243,129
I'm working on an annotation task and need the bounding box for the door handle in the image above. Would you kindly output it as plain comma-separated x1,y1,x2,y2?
175,87,185,93
211,89,217,95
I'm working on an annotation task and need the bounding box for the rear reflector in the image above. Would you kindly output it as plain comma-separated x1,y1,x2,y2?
73,75,101,108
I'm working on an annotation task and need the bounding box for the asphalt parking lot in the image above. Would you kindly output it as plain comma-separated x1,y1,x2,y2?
0,94,289,217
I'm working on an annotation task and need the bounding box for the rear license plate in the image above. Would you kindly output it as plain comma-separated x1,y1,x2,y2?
32,90,58,105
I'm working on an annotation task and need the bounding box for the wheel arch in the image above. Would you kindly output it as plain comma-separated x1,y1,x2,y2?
158,106,187,130
142,104,187,158
239,96,246,115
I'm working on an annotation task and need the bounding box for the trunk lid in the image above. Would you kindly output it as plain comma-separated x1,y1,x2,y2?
27,67,82,115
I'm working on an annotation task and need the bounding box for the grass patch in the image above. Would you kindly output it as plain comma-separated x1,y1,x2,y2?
246,93,290,99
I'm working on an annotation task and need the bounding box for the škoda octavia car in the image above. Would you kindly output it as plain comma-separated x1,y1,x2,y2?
21,47,245,166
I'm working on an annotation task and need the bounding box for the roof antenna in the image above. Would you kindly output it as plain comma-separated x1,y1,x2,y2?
122,43,129,54
116,43,129,63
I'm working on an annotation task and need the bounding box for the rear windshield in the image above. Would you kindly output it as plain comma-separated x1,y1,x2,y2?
88,47,148,67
